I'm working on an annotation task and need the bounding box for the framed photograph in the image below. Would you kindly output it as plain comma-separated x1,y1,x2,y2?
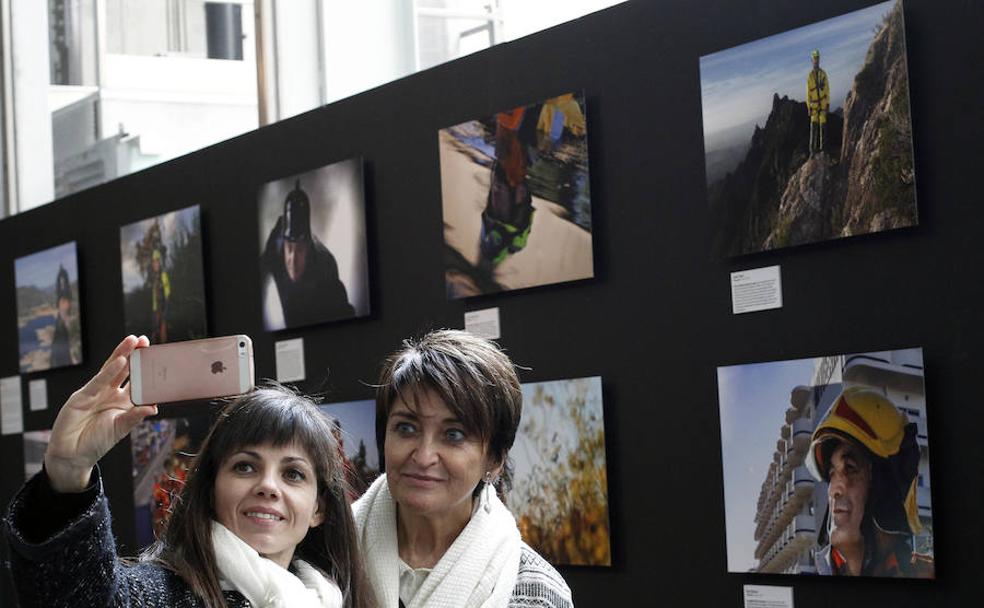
440,91,594,298
130,416,211,550
120,205,207,343
318,399,380,499
15,242,83,372
512,376,611,566
258,158,370,331
699,0,916,256
717,348,933,578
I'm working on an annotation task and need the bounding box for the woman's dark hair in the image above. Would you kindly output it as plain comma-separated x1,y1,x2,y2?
375,329,523,494
143,384,375,608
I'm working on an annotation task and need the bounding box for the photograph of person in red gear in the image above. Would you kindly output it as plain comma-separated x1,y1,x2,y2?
717,348,934,578
120,205,207,343
130,416,211,550
440,91,594,298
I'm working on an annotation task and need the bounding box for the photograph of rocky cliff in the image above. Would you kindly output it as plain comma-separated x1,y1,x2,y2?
700,0,916,257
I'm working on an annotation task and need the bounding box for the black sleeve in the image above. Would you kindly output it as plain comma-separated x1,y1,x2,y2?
3,467,202,607
18,466,99,543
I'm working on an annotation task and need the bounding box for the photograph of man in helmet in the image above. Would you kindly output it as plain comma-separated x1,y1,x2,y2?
806,388,934,578
258,158,370,331
717,348,933,578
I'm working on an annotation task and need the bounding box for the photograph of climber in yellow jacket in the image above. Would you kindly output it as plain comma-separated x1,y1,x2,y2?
440,91,594,298
807,48,830,155
120,206,208,342
699,0,918,257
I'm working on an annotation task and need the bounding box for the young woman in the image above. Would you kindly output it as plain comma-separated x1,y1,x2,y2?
4,335,375,608
353,330,573,607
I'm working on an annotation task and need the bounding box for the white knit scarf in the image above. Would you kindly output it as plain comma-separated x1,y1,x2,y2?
210,521,344,608
352,474,521,608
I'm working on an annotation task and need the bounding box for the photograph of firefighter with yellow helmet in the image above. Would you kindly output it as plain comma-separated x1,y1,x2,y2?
716,348,933,578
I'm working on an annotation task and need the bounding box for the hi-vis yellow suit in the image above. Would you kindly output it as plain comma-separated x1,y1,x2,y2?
807,68,830,124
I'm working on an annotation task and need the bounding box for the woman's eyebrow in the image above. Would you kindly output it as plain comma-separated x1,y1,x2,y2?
282,456,312,467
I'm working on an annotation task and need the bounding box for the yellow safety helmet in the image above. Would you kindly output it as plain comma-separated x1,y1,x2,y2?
811,48,820,59
806,387,922,536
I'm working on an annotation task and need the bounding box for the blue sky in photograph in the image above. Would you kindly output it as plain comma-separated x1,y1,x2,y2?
320,399,378,468
700,0,896,150
15,242,78,290
511,376,605,514
717,357,815,572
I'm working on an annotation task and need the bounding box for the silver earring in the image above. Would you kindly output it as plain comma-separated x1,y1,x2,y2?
483,471,496,513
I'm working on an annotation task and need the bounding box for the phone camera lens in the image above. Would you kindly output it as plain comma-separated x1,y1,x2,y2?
239,341,245,348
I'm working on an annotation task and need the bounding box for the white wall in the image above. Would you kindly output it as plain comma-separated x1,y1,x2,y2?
100,53,257,158
12,0,55,211
321,0,415,104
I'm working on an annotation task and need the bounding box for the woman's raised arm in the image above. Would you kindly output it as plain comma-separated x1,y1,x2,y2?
44,335,158,492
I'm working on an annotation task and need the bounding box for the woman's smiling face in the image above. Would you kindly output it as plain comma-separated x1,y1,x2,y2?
213,442,323,568
384,390,494,521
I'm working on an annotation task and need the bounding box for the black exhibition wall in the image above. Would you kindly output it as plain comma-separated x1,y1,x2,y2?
2,0,983,605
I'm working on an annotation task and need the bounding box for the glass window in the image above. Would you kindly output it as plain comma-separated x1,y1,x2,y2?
4,0,626,214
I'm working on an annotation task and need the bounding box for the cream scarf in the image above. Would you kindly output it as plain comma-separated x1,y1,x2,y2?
352,474,521,608
210,521,344,608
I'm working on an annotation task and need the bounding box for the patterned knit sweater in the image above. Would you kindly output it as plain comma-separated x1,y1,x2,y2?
3,470,249,608
511,544,574,608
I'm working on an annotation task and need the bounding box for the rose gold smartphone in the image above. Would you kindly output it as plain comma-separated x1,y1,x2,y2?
130,335,254,405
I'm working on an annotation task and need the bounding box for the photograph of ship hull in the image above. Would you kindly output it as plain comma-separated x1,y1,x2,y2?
511,376,611,566
15,242,83,373
716,348,933,578
699,0,917,256
440,92,594,298
120,205,207,343
258,158,370,331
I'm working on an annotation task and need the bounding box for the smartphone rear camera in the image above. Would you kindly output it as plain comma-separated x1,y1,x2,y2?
239,341,245,348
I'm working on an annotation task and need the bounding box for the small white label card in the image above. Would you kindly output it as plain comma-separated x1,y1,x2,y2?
465,307,501,340
743,585,793,608
1,376,24,435
731,265,783,314
29,378,48,411
275,338,306,383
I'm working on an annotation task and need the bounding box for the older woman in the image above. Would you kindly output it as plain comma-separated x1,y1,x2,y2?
3,335,375,608
353,330,573,608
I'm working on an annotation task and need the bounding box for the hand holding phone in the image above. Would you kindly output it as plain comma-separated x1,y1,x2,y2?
130,335,255,405
44,335,157,493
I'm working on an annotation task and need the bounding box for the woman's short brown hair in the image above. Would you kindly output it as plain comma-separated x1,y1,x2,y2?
375,330,523,491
